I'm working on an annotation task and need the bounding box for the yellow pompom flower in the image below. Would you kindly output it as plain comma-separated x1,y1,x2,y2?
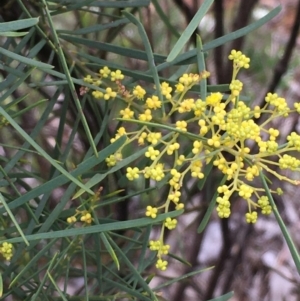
120,107,134,119
147,132,162,145
144,164,165,181
160,82,172,99
139,109,152,121
228,50,250,69
138,132,148,145
126,167,140,181
145,206,158,218
167,142,180,155
110,69,124,81
287,132,300,151
105,152,122,167
149,240,161,251
294,102,300,113
176,203,184,210
156,259,168,271
245,211,258,223
80,212,93,224
104,87,117,100
178,98,195,113
99,66,111,78
133,85,146,99
190,160,204,179
159,244,170,255
110,127,127,143
146,95,162,109
176,155,186,165
168,190,181,203
92,90,104,99
67,216,77,224
258,196,272,215
206,92,223,106
145,146,160,160
238,184,254,199
0,242,13,261
176,120,187,132
175,82,185,92
229,79,243,96
164,217,177,230
84,74,93,83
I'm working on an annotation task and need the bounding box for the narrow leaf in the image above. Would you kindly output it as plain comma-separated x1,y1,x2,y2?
0,273,2,297
203,5,281,51
0,47,53,69
260,171,300,274
0,106,94,195
101,232,120,270
196,34,207,100
122,11,164,105
2,210,184,243
197,176,227,233
0,32,28,37
47,272,68,301
0,136,126,214
207,291,234,301
72,143,148,199
42,0,98,157
0,18,39,32
167,0,214,62
0,193,29,246
58,18,129,35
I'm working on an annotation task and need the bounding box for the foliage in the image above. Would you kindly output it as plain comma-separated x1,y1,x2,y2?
0,0,299,300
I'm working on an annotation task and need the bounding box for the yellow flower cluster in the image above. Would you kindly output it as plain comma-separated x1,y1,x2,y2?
0,116,9,128
67,211,93,225
0,242,13,261
66,188,104,226
149,240,170,271
83,66,124,101
83,50,300,270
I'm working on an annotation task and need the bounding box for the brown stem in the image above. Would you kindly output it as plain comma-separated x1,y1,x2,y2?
220,224,253,294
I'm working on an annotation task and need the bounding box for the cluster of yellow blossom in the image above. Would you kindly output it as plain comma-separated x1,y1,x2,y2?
66,188,104,226
67,211,93,225
83,52,300,270
149,240,170,270
0,242,13,261
0,116,9,128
